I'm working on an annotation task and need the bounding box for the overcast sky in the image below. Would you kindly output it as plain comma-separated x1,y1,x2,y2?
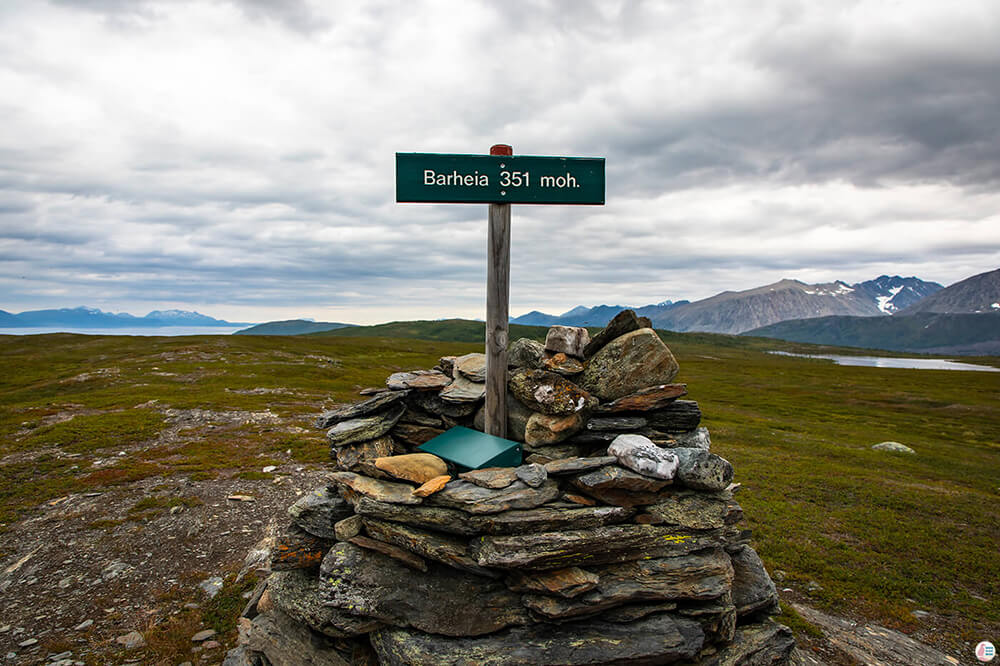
1,1,998,324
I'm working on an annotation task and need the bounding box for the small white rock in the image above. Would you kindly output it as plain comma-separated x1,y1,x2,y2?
608,434,678,480
872,441,915,454
262,465,277,473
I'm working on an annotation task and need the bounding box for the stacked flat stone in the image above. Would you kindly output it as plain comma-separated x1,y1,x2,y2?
225,310,794,666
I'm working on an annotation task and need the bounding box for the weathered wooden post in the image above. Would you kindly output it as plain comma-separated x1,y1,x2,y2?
485,144,512,437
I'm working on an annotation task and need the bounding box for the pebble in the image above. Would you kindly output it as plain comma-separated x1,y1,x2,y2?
262,465,277,473
198,576,224,598
202,640,221,649
0,625,9,632
191,629,216,642
170,505,184,514
115,630,146,648
227,494,254,502
911,610,931,619
17,638,37,647
73,619,93,631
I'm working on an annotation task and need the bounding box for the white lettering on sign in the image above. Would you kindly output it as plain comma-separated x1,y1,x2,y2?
540,173,580,188
424,170,489,187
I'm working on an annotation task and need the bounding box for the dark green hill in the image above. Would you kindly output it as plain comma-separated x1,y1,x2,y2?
744,311,1000,354
234,319,356,336
309,318,549,344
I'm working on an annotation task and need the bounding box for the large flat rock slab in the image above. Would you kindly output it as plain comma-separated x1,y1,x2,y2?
320,543,528,637
580,328,679,401
370,612,704,665
427,479,560,515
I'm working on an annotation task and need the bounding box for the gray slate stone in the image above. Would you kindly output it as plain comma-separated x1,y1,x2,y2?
507,337,545,369
643,490,739,530
542,456,617,475
320,542,528,637
287,487,354,539
326,404,404,447
459,466,519,489
580,328,679,401
362,518,498,577
428,479,559,515
409,390,479,418
608,434,679,481
646,400,702,433
571,465,671,506
521,549,733,620
315,390,408,429
370,612,704,666
333,435,395,478
267,569,382,637
702,619,795,666
673,447,735,491
586,415,648,431
515,463,548,488
729,545,780,618
329,471,423,505
244,610,352,666
440,374,486,403
386,370,451,391
454,353,487,382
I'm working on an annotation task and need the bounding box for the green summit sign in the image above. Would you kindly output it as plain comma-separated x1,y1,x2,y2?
396,152,605,205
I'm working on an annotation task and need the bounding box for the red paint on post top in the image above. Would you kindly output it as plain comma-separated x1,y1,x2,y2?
490,144,513,156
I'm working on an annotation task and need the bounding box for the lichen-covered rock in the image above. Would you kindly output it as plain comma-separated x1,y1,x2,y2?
348,535,428,572
544,325,591,358
244,609,356,666
474,504,634,535
580,328,679,401
703,619,795,666
642,490,739,530
352,496,480,535
326,404,405,447
673,448,735,491
373,453,448,485
507,337,545,369
271,524,334,571
541,352,584,376
509,369,596,416
524,410,584,446
315,390,408,429
369,612,704,666
583,309,651,358
320,543,528,637
287,487,353,540
608,434,679,481
267,569,382,638
472,524,725,569
729,545,780,618
427,479,559,515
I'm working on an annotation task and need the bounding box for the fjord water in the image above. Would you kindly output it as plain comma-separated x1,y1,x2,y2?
0,326,246,336
769,351,1000,372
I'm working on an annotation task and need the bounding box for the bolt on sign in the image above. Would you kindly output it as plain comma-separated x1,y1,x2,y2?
396,146,606,439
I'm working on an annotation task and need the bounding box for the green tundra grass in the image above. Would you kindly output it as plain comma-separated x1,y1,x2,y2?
0,327,997,654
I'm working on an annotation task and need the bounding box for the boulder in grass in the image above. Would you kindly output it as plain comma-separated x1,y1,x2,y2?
580,328,680,401
872,441,915,454
544,325,591,358
608,434,679,481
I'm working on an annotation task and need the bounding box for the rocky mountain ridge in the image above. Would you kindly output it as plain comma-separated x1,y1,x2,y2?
0,306,247,328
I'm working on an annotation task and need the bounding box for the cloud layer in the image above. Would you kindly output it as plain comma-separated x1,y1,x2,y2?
1,0,998,323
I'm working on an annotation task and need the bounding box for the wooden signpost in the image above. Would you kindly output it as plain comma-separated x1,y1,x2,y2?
396,146,606,437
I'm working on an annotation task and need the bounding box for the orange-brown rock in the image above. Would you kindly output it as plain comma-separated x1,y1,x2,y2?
412,475,451,497
374,453,448,485
270,524,333,571
506,567,599,598
595,384,688,413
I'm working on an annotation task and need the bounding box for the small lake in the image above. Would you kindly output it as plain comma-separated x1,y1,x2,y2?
769,351,1000,372
0,326,246,336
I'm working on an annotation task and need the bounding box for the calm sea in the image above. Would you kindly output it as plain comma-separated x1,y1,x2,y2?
769,351,1000,372
0,326,246,336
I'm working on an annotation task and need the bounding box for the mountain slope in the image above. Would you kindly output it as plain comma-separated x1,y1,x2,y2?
234,320,356,336
0,306,245,328
896,267,1000,315
312,319,549,344
510,301,684,327
744,311,1000,354
853,275,943,314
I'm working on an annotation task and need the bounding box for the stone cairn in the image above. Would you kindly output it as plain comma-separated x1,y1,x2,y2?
226,310,795,666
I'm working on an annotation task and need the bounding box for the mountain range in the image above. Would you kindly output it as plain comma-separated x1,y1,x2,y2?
234,319,356,335
0,306,247,328
512,275,943,335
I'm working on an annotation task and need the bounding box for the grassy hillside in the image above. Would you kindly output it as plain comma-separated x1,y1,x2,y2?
234,319,356,335
310,318,550,343
0,328,997,658
745,311,1000,354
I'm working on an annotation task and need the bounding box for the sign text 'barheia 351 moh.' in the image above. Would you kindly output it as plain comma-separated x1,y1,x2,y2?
396,152,605,205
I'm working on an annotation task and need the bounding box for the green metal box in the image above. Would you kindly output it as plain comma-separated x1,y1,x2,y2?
417,426,523,470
